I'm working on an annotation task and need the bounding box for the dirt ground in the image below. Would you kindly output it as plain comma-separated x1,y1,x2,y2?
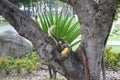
0,65,120,80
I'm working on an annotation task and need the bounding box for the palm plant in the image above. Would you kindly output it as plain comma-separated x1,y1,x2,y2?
35,11,80,48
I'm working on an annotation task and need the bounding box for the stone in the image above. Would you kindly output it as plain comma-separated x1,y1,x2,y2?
0,30,32,58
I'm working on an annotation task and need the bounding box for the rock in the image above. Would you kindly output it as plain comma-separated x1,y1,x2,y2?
0,30,32,58
0,25,18,34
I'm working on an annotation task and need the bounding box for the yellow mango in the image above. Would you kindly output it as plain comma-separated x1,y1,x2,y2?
61,48,69,55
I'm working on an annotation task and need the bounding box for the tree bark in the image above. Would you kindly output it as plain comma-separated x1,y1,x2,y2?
60,0,118,80
0,0,64,75
0,0,118,80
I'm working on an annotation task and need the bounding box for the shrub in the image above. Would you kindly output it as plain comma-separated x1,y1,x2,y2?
0,52,42,75
34,11,81,48
104,47,120,69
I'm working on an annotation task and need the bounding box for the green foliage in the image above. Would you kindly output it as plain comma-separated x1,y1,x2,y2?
0,58,11,74
0,21,9,26
104,47,120,69
108,35,120,41
9,0,39,6
0,52,42,75
117,0,120,7
112,24,120,36
35,11,80,47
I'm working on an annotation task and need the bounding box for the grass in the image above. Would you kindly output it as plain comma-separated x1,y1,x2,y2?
107,35,120,53
106,46,120,53
73,43,120,53
108,35,120,41
72,35,120,53
0,21,9,26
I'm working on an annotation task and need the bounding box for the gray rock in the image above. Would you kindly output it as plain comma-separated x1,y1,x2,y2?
0,25,18,34
0,30,32,58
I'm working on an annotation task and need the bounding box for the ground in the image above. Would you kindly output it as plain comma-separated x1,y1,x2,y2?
0,65,120,80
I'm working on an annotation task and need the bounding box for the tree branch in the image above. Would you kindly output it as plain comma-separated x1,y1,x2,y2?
59,0,78,7
0,0,84,78
59,0,69,3
0,0,65,74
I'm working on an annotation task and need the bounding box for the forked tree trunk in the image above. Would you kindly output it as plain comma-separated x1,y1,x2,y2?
0,0,118,80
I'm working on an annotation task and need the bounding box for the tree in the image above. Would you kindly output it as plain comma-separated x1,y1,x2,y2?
0,0,118,80
9,0,39,14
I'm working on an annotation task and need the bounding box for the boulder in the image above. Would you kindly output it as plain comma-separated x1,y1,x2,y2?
0,30,32,58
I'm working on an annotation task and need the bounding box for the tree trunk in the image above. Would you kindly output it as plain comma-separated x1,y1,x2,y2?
60,0,117,80
0,0,118,80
